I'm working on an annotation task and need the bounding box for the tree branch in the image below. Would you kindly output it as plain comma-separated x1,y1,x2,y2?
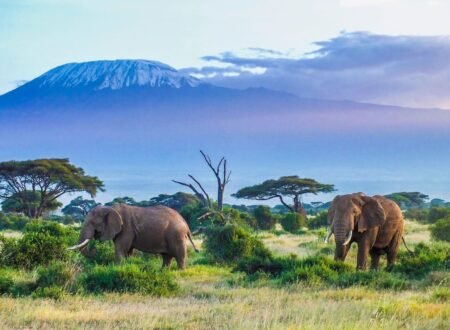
172,180,209,207
188,174,212,208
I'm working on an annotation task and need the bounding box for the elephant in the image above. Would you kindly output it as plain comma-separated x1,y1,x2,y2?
68,204,198,269
325,193,404,270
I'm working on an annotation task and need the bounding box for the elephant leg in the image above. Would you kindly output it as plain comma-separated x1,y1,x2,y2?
127,247,134,257
161,253,173,268
174,241,187,270
370,249,381,270
386,231,402,270
113,237,132,263
114,248,126,263
357,229,378,270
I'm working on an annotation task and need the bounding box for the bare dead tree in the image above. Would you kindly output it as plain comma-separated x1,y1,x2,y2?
172,150,231,212
199,150,231,211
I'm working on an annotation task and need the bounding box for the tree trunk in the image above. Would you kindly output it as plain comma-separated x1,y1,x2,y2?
293,195,306,216
217,185,224,211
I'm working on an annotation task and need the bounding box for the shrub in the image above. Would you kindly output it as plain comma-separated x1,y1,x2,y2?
32,286,65,300
180,202,208,230
280,213,305,233
392,243,450,278
239,212,258,230
203,224,272,263
237,243,449,289
430,218,450,242
36,261,77,289
12,232,67,269
307,211,328,229
0,212,30,231
404,208,429,222
253,206,276,230
0,270,14,294
0,221,75,269
428,207,450,224
81,240,116,265
80,262,178,296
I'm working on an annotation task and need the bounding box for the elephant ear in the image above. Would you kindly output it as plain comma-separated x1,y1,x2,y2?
358,197,386,232
100,207,123,241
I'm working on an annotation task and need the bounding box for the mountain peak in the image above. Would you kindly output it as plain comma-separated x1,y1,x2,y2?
31,59,202,90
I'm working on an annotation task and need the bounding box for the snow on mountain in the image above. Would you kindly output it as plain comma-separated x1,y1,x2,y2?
32,59,203,90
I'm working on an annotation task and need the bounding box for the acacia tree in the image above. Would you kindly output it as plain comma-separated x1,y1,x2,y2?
0,159,104,218
233,176,335,215
61,196,100,221
384,192,429,209
173,150,231,212
2,191,62,215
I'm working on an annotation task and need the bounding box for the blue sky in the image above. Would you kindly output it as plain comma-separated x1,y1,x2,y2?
1,0,450,105
1,0,450,204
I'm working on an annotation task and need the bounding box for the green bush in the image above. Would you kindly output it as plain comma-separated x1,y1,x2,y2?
81,240,116,265
238,212,258,230
180,203,209,230
404,208,429,222
32,286,65,300
237,243,449,289
36,261,77,289
80,262,178,296
393,243,450,277
203,224,272,263
428,207,450,224
280,213,305,233
0,212,30,231
430,218,450,242
0,221,76,269
0,270,14,294
253,206,276,230
307,211,328,229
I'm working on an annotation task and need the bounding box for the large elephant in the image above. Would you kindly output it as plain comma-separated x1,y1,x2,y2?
325,193,404,270
68,204,198,269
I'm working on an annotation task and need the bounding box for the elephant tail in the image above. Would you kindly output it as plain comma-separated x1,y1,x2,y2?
187,231,199,253
402,236,414,254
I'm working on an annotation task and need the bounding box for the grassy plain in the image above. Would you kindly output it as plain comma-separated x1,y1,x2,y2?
0,220,448,329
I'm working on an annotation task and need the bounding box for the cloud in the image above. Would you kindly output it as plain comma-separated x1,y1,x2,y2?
183,32,450,109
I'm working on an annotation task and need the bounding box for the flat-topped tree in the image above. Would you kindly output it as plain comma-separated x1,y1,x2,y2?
384,192,429,209
62,196,100,221
233,176,335,215
0,158,104,218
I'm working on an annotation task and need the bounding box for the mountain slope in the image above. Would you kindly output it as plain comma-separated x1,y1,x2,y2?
1,59,450,202
19,59,202,90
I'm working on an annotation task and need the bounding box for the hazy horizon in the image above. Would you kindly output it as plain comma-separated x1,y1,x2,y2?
1,0,450,207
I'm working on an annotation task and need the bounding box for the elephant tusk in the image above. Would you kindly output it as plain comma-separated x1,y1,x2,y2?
343,230,352,246
324,227,333,243
67,239,90,250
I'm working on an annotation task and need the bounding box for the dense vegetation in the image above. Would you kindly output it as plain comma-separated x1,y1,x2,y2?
0,158,448,328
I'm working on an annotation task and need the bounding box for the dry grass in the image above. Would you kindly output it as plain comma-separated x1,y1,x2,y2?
0,285,448,329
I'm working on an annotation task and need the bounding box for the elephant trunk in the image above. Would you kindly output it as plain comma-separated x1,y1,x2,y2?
333,221,352,246
334,243,348,261
333,219,352,261
76,224,97,258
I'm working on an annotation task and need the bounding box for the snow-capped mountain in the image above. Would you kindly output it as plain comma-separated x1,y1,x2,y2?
28,59,203,90
1,59,450,201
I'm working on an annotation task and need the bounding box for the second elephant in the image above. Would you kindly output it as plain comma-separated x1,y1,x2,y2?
326,193,404,270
